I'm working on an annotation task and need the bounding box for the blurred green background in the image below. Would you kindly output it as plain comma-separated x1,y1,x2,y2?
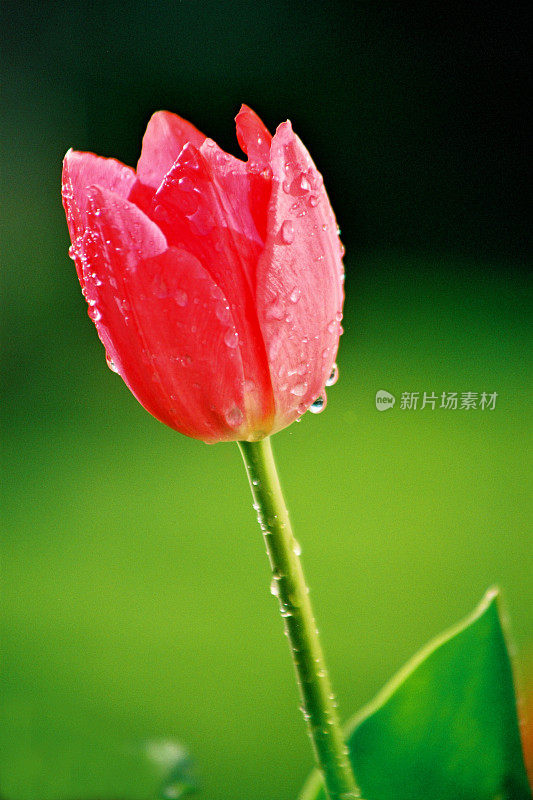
1,2,531,799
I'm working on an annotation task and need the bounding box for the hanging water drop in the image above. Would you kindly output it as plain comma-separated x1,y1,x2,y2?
309,395,327,414
106,353,119,373
326,363,338,386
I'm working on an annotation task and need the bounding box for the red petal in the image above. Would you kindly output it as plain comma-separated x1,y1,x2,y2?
150,142,275,429
136,111,205,189
235,104,272,166
256,121,345,431
62,150,136,282
79,186,261,442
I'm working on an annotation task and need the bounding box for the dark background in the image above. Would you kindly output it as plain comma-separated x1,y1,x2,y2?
2,2,531,799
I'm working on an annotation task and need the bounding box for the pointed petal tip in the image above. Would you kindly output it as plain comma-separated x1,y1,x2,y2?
235,105,272,164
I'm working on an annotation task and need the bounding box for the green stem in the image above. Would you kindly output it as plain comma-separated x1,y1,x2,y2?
238,437,360,800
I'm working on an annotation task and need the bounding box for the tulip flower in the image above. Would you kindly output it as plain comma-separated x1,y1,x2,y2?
62,106,358,800
62,105,344,443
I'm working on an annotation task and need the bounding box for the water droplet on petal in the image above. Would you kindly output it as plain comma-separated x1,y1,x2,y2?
299,174,311,192
88,305,102,322
175,289,188,307
309,194,319,207
281,220,294,245
224,329,239,349
225,406,244,427
106,353,119,373
326,363,339,386
289,287,301,303
154,204,169,224
291,382,307,397
266,296,285,320
309,395,327,414
282,180,291,193
269,336,282,360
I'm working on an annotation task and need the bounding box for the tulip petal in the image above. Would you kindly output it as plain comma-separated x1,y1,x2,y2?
150,142,275,430
235,104,272,167
79,185,258,442
62,150,136,282
256,121,345,431
136,111,205,189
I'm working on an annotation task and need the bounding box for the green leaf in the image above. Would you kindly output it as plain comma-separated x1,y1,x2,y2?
299,589,531,800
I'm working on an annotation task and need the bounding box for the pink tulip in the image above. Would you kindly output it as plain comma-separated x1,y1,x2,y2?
62,105,344,443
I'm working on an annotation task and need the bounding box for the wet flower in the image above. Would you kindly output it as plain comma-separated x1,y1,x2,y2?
62,105,344,442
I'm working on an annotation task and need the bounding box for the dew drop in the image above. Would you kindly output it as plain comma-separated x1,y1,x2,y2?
269,336,282,360
88,305,102,322
265,296,285,320
282,180,291,194
215,303,231,323
105,353,118,373
225,406,244,427
291,382,307,397
174,289,188,307
281,220,294,245
326,363,339,386
289,287,301,303
309,395,327,414
292,538,302,556
299,174,311,192
309,194,319,207
270,578,280,597
224,329,239,349
154,204,169,224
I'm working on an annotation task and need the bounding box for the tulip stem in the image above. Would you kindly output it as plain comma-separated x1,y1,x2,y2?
238,437,360,800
